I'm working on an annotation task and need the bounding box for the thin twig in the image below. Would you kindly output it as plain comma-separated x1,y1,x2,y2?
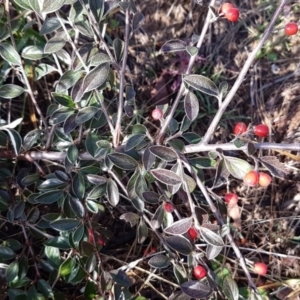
200,0,288,144
78,0,119,70
114,7,131,147
156,0,216,143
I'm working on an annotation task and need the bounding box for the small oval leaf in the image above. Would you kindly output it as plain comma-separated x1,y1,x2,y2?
108,153,138,170
149,145,178,162
148,254,170,269
150,169,182,186
165,235,193,255
164,218,193,235
200,226,224,247
181,280,213,298
184,91,199,121
183,74,219,98
161,39,186,52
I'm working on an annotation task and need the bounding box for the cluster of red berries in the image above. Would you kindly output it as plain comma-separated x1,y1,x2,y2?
244,170,272,188
220,3,239,22
233,122,269,138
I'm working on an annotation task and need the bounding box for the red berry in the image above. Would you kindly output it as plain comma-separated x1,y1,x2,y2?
152,108,163,120
224,193,238,206
243,170,259,187
193,265,207,279
253,262,268,275
144,246,156,256
284,22,298,36
225,7,239,22
234,122,247,135
258,172,272,188
97,237,106,246
164,202,174,213
254,124,269,138
220,3,234,14
188,227,198,240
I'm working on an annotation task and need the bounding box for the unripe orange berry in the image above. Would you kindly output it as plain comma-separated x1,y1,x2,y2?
244,170,259,187
225,7,239,22
224,193,238,206
253,262,268,275
188,227,198,240
152,108,163,120
193,265,207,279
284,22,298,36
258,172,272,188
220,3,234,14
233,122,247,135
254,124,269,138
164,202,174,213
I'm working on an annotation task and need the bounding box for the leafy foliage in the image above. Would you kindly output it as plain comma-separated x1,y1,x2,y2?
0,0,295,299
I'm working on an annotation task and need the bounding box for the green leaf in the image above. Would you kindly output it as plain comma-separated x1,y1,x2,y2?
44,31,67,54
108,153,138,170
164,218,193,235
89,0,104,22
161,39,186,52
165,235,193,255
0,246,16,260
0,84,24,99
23,129,42,151
150,169,182,186
125,134,145,152
148,254,170,269
82,63,110,93
113,38,124,63
181,281,213,298
149,145,177,162
42,0,66,14
0,42,21,65
106,179,119,206
22,46,44,60
132,12,144,31
59,257,76,276
6,261,19,282
222,276,239,300
200,226,224,247
52,93,75,108
35,190,64,204
67,144,78,164
2,129,22,155
75,106,99,124
184,91,199,121
89,52,111,67
37,279,54,298
72,173,85,200
183,74,219,98
186,46,198,57
35,64,58,80
56,70,84,92
13,0,32,10
44,237,71,249
0,118,23,130
44,246,61,266
50,219,81,231
40,17,61,34
223,156,253,180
